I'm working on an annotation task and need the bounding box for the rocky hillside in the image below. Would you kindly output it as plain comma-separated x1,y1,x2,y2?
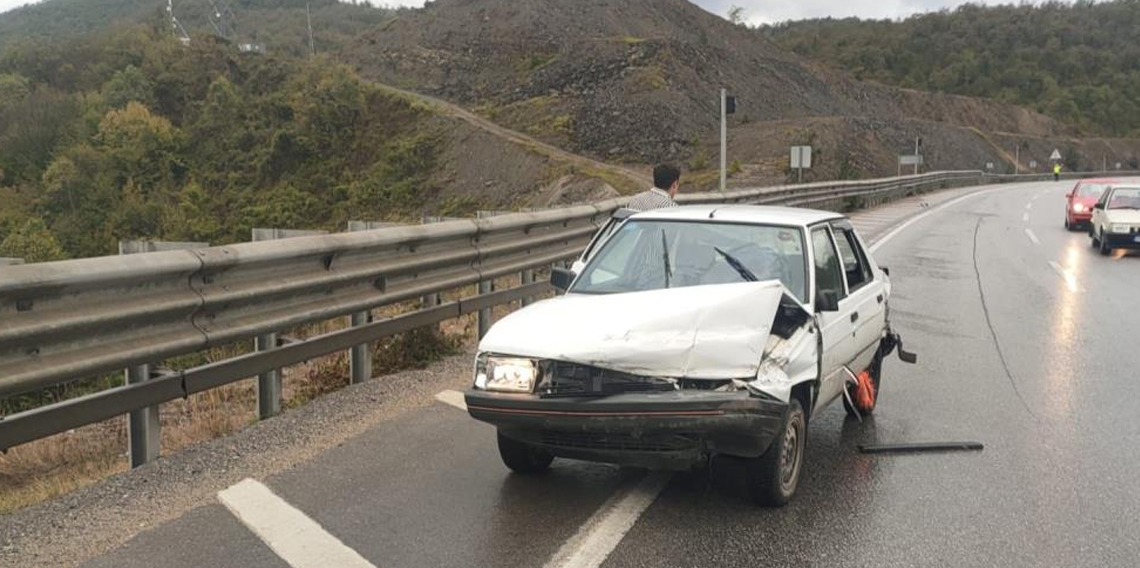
343,0,1073,175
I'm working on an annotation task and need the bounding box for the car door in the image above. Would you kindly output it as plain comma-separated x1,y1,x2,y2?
809,225,859,409
831,221,887,374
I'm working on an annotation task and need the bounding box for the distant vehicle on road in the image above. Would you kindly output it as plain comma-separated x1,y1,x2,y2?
1090,185,1140,254
1065,179,1116,230
465,206,914,506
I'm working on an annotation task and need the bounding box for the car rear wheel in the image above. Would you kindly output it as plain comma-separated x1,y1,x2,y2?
745,398,806,507
843,353,882,418
497,430,553,474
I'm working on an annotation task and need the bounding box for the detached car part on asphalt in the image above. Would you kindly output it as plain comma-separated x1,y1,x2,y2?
465,205,916,506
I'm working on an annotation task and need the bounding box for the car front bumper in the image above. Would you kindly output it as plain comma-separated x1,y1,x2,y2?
1103,232,1140,249
466,389,788,469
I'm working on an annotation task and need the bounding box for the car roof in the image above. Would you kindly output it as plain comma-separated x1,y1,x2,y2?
1077,178,1120,184
629,205,844,227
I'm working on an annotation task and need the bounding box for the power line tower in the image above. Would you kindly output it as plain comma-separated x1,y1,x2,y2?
167,0,192,45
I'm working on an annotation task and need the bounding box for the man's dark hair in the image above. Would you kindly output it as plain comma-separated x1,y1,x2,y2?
653,163,681,190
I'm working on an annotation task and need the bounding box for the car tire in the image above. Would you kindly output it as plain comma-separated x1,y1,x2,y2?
1064,216,1071,230
843,353,882,418
1091,227,1101,248
497,430,553,474
745,398,806,507
1099,231,1112,256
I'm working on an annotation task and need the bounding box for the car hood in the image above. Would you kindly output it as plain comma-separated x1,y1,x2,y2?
1105,209,1140,223
478,281,804,380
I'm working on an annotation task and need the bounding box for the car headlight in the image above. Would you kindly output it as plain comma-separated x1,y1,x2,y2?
1072,203,1085,213
474,354,538,393
1111,223,1131,233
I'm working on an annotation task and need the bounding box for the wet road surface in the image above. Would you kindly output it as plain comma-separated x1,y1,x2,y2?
70,181,1140,568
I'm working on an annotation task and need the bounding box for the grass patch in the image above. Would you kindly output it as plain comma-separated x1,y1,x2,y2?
517,54,557,73
619,36,648,45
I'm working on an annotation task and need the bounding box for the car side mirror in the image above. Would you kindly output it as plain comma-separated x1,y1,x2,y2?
550,267,576,293
1065,192,1074,199
815,290,840,313
1094,203,1105,210
881,266,891,277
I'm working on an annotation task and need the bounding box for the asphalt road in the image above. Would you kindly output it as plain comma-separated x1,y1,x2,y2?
44,181,1140,568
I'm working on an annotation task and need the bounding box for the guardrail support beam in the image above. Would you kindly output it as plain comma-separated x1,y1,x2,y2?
350,312,372,385
478,280,494,339
256,333,281,419
126,364,161,467
521,270,535,307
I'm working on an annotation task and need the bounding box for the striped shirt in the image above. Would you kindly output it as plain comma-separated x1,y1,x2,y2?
626,187,678,211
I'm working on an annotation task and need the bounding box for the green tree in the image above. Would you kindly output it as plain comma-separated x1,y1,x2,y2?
0,217,68,263
101,64,155,108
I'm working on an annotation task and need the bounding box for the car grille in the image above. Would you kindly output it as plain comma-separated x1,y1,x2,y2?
540,431,697,453
538,361,677,398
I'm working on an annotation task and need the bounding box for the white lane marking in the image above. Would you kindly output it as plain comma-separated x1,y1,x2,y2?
870,188,995,253
1025,229,1040,245
435,389,467,410
1033,194,1041,201
1048,261,1083,293
218,479,378,568
1023,212,1030,222
1026,203,1033,210
542,473,671,568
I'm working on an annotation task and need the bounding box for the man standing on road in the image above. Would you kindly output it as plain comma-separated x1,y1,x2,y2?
1054,162,1063,181
627,164,681,211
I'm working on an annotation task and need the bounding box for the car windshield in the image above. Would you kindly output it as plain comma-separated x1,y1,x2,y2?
1107,188,1140,209
1076,183,1108,198
570,220,808,302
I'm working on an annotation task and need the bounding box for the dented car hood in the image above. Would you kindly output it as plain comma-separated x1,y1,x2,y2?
479,281,804,380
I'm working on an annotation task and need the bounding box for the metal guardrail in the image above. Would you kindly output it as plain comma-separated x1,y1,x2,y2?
0,169,1122,459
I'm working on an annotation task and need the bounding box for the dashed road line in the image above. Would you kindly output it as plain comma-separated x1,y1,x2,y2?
1048,261,1083,293
435,389,467,410
1023,212,1030,222
218,479,378,568
1026,202,1033,210
542,473,671,568
1025,229,1040,245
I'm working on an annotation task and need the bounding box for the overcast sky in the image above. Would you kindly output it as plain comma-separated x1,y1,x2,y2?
0,0,1059,22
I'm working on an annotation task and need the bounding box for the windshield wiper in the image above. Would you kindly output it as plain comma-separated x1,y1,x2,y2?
661,230,672,288
715,247,758,282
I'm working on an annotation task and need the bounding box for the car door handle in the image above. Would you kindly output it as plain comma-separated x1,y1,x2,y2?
850,312,859,324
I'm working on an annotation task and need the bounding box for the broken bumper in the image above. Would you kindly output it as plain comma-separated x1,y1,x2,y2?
465,389,787,469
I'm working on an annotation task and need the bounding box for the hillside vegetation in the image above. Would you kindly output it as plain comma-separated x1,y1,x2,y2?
0,0,394,56
766,0,1140,137
0,25,446,260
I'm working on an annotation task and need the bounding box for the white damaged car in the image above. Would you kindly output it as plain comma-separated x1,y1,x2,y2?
465,205,915,506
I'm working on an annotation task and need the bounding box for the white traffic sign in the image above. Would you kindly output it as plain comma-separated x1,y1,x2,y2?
986,162,995,170
1050,149,1062,161
899,155,923,166
1029,160,1038,169
790,146,812,169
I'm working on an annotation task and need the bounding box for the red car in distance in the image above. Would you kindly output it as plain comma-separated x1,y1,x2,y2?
1065,179,1117,230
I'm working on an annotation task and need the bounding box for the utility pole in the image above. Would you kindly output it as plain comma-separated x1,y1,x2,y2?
913,137,921,175
1103,155,1107,172
719,88,727,192
1015,144,1021,175
306,2,315,57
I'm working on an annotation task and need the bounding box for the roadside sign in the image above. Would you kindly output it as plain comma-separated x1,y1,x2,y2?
1116,162,1123,170
986,162,995,170
1050,149,1063,161
790,146,812,169
899,155,923,166
725,96,737,115
1029,160,1038,169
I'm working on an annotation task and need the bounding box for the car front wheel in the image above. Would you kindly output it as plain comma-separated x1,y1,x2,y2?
1099,231,1113,256
497,430,553,474
745,398,806,507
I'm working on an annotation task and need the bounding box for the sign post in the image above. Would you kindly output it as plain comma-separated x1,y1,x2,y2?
719,90,736,192
790,146,812,183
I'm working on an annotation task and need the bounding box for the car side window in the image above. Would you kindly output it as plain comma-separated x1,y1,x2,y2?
811,227,847,302
832,224,873,292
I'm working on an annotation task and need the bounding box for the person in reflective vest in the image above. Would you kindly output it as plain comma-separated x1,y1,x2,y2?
1054,162,1062,182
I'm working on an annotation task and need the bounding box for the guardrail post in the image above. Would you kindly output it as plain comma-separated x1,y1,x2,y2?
119,239,207,468
350,311,372,385
126,364,160,467
478,280,494,339
521,269,535,307
256,333,281,419
251,228,328,418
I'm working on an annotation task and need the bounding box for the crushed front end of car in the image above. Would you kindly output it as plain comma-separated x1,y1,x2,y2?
464,281,816,470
